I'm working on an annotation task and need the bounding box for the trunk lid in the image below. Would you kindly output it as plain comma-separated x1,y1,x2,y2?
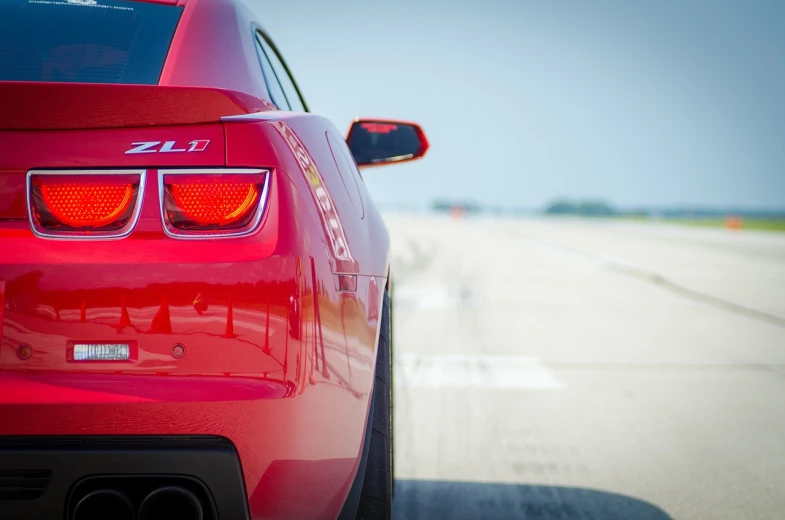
0,81,271,220
0,82,270,130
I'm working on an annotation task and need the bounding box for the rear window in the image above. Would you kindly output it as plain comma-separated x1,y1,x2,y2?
0,0,182,84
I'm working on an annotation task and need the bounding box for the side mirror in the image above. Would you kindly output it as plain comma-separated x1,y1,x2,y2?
346,119,429,168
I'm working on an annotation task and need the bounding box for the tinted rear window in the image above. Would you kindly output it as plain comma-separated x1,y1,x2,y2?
0,0,182,84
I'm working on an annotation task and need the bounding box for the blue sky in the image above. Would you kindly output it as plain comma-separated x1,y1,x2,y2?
248,0,785,211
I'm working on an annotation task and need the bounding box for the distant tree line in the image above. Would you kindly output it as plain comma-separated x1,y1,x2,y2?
427,198,785,219
430,198,617,216
543,199,616,216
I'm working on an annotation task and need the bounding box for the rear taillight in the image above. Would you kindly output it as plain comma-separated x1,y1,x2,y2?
28,170,144,239
160,169,269,238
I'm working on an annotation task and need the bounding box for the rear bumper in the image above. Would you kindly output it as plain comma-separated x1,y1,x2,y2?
0,435,248,520
0,212,376,518
0,252,376,518
0,373,368,520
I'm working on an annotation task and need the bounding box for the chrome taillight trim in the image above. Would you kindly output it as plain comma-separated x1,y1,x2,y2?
26,169,146,240
158,168,270,240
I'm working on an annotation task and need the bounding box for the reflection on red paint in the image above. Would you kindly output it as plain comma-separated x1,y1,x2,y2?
0,280,4,344
335,274,357,293
360,122,398,134
192,293,208,315
118,296,132,330
149,294,172,334
223,293,236,338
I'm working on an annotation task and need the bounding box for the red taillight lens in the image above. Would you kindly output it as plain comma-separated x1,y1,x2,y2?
170,179,259,226
41,183,134,227
161,170,268,237
29,172,143,238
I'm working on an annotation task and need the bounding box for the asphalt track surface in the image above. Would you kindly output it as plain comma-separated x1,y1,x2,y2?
385,215,785,520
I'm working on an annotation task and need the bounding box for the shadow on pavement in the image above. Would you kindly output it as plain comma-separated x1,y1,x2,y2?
393,480,673,520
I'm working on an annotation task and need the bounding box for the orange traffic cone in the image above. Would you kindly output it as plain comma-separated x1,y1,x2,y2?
118,296,132,329
308,318,317,386
150,294,172,334
262,297,271,354
726,215,744,231
223,294,236,338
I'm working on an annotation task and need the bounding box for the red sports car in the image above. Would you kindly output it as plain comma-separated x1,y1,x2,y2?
0,1,428,519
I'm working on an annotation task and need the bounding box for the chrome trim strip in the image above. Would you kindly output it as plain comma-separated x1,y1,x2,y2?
220,112,281,122
157,168,271,240
26,169,146,241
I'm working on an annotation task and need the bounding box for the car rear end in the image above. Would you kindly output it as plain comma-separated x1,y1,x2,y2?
0,2,360,519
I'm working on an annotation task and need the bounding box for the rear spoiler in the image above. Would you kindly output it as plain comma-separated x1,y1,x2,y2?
0,82,273,130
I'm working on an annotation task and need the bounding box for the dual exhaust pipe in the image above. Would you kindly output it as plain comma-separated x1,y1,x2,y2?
73,486,203,520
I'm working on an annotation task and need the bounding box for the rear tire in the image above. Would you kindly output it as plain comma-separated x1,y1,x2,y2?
356,290,393,520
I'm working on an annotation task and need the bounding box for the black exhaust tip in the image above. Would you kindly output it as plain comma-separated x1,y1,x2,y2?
73,489,135,520
138,486,203,520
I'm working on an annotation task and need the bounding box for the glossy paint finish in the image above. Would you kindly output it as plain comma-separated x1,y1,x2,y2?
0,0,405,518
0,127,384,519
160,0,272,101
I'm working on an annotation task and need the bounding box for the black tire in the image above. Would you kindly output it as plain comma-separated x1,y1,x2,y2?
356,290,393,520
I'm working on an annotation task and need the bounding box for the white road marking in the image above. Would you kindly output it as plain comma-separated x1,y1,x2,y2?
398,353,564,390
395,284,456,309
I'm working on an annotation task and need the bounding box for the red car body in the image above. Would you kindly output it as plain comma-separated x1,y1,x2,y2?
0,1,427,519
